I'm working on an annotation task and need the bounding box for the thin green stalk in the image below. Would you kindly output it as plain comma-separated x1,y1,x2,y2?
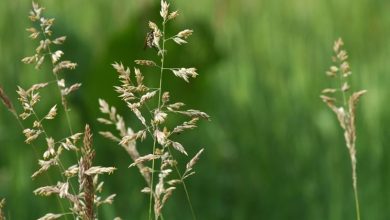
181,179,197,220
149,19,167,220
352,167,361,220
167,148,197,220
157,25,166,109
149,139,157,220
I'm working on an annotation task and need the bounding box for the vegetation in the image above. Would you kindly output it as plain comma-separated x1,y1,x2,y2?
0,0,387,219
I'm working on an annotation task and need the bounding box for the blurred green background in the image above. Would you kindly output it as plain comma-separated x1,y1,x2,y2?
1,0,389,219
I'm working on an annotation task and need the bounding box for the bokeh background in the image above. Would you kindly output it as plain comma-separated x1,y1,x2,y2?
1,0,389,219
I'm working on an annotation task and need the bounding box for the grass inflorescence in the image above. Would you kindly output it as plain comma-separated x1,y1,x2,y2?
15,2,117,219
98,1,209,219
321,38,366,220
1,0,209,219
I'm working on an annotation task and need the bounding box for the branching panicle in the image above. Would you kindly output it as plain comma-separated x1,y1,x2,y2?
17,2,117,219
321,38,366,220
98,1,207,219
23,1,79,135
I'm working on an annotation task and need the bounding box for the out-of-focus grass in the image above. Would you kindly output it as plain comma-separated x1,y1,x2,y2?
1,0,390,219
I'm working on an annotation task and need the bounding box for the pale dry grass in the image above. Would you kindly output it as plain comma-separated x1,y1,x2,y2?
321,38,366,220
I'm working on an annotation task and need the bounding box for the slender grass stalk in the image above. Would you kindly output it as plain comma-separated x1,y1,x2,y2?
149,12,167,220
167,147,196,220
353,174,361,220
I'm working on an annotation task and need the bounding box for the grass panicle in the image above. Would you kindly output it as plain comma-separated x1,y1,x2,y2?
98,1,209,219
16,2,117,219
321,38,366,220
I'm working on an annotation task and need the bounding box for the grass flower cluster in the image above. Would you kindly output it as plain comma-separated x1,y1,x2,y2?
98,1,209,219
5,2,117,219
321,38,366,220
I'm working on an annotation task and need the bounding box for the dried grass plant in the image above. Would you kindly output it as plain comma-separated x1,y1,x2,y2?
1,2,117,219
98,1,209,219
320,38,366,220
